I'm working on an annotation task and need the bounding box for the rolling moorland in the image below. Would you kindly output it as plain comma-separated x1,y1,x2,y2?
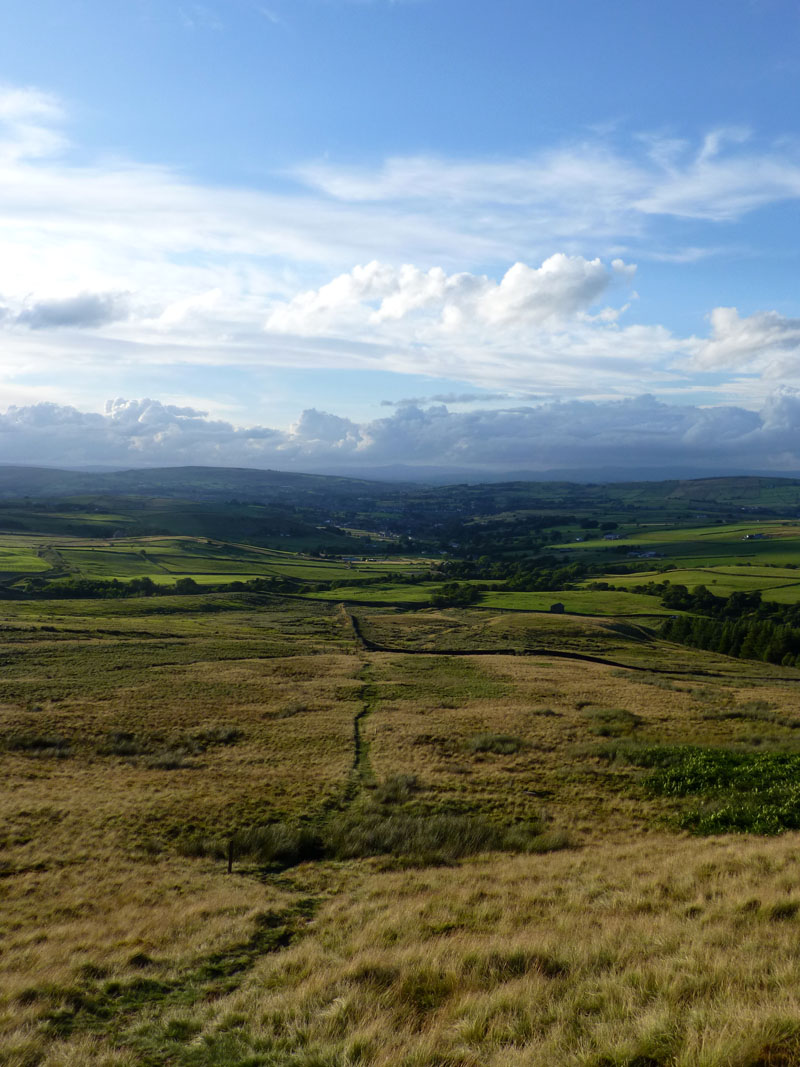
6,467,800,1065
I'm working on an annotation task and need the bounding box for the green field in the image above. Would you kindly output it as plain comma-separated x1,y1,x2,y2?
5,534,429,588
0,546,50,572
561,521,800,569
305,583,673,616
601,566,800,599
306,581,448,603
481,588,670,615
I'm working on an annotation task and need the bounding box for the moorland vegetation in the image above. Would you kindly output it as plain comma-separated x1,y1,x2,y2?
4,469,800,1065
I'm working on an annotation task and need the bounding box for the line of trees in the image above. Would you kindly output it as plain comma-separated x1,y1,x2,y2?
16,575,295,599
430,582,482,607
662,613,800,667
655,583,800,666
439,556,590,591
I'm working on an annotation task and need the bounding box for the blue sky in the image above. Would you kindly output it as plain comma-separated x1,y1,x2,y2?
2,0,800,473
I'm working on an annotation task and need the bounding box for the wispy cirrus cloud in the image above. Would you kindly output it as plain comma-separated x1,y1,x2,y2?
298,127,800,228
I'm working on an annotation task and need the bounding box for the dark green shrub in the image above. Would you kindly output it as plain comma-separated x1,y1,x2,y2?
398,966,456,1016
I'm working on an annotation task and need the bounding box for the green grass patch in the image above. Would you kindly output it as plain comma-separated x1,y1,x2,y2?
0,546,50,573
606,743,800,834
377,656,510,705
605,567,800,598
305,582,449,604
481,589,667,615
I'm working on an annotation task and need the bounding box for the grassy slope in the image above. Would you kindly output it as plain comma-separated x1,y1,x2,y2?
6,592,800,1064
7,488,800,1064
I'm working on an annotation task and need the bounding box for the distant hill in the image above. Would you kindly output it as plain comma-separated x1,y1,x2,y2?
0,464,406,502
1,464,800,521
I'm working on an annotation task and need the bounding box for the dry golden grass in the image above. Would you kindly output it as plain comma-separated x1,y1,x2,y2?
0,647,362,846
363,648,800,840
5,595,800,1066
20,835,800,1067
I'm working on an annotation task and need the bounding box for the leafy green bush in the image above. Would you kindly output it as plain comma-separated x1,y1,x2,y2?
613,743,800,834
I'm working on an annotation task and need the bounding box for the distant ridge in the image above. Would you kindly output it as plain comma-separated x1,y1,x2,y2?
4,461,800,491
1,464,800,507
309,464,800,485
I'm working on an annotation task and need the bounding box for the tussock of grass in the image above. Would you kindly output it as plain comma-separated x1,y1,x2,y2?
145,749,199,771
189,725,244,747
98,726,243,759
467,733,526,755
191,813,568,869
185,781,569,869
582,707,642,738
463,947,569,984
5,732,70,755
328,811,561,864
702,699,800,731
97,730,149,756
370,774,419,805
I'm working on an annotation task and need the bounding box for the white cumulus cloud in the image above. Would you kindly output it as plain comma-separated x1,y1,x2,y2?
693,307,800,376
265,255,635,336
3,393,800,475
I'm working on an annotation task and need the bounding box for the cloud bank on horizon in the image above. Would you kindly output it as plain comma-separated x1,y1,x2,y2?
1,0,800,475
6,392,800,477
